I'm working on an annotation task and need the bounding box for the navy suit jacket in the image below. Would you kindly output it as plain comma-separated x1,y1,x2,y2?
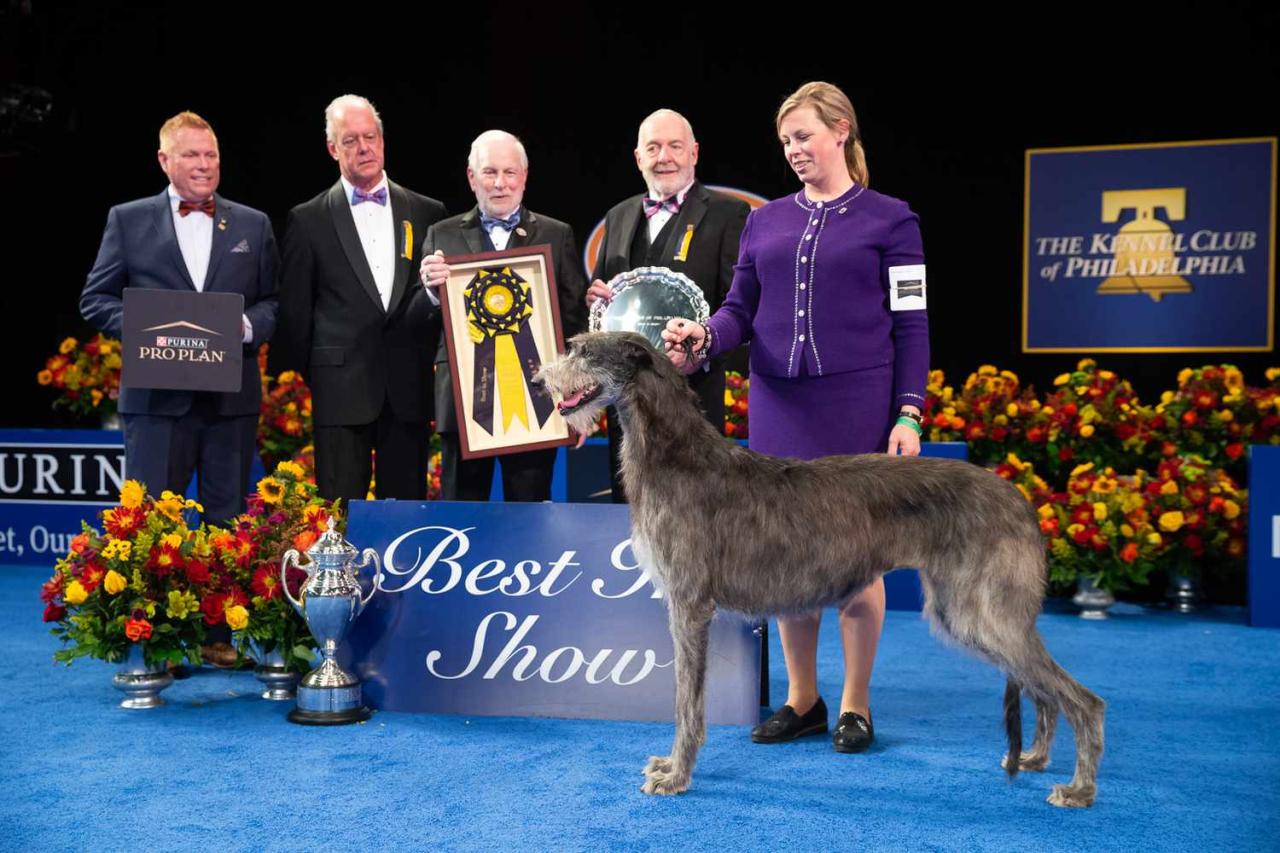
79,189,279,417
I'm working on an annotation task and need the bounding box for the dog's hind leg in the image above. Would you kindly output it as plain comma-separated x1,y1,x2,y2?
1003,695,1058,773
642,596,714,796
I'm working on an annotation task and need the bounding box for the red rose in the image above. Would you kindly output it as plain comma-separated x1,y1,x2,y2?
1119,542,1139,563
124,618,153,642
184,560,211,585
1026,426,1045,444
201,593,228,625
1039,518,1059,536
43,602,67,622
1115,423,1137,440
1182,411,1199,427
1061,403,1078,417
724,422,737,437
1225,443,1244,460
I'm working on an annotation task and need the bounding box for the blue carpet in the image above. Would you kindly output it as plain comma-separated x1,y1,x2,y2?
3,562,1278,852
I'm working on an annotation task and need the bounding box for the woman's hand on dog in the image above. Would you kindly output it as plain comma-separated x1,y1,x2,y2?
661,318,704,375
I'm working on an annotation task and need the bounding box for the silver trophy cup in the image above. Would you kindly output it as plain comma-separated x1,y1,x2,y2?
588,266,710,349
280,518,380,725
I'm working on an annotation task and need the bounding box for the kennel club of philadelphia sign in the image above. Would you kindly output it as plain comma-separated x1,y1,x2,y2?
342,501,760,724
1023,138,1276,352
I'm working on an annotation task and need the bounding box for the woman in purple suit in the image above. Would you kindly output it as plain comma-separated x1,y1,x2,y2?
663,81,929,754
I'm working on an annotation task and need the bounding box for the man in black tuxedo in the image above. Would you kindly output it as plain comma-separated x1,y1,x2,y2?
80,111,277,526
586,109,749,501
420,130,587,501
271,95,447,501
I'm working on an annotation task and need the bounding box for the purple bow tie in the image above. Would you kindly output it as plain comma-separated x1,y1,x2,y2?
352,186,388,206
643,196,682,219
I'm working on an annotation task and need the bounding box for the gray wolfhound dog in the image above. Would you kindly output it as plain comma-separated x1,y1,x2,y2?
536,332,1105,808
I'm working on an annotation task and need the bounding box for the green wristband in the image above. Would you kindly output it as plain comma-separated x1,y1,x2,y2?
896,415,923,436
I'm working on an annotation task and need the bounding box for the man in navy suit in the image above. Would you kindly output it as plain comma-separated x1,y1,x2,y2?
80,111,278,526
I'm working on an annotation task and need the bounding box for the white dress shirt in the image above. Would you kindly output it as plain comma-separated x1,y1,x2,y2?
341,173,396,309
646,179,695,243
168,185,212,291
167,186,253,343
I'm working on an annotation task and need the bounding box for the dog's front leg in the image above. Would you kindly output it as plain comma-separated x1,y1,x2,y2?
642,596,713,796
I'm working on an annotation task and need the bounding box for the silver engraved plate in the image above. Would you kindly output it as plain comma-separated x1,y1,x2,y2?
589,266,710,349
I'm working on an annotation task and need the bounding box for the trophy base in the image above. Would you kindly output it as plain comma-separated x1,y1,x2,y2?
287,705,372,726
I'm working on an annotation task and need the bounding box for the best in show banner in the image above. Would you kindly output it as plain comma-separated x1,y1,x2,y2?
1023,138,1276,352
343,501,761,724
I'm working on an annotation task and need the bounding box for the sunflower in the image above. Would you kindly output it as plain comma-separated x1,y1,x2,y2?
257,477,286,505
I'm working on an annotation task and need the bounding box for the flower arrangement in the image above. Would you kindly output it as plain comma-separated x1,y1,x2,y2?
1150,365,1252,476
1035,462,1163,593
43,482,211,667
1140,455,1247,579
951,366,1038,467
218,461,340,672
921,370,964,443
1023,359,1151,481
258,346,314,471
36,334,122,420
724,371,749,439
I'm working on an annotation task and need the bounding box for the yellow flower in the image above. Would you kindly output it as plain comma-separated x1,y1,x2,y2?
59,337,78,355
276,461,305,480
1160,480,1179,496
1120,523,1135,538
161,532,183,549
1079,424,1095,438
1223,500,1241,520
1093,502,1108,522
119,480,146,509
724,390,734,406
65,581,88,605
102,539,132,561
1147,532,1163,546
1225,368,1244,390
1005,403,1019,418
1266,367,1280,382
278,370,298,383
37,370,53,385
1178,368,1193,385
166,590,199,620
1015,484,1030,502
1158,511,1185,532
1037,504,1055,520
1099,370,1115,381
103,570,127,595
1070,462,1095,477
225,605,249,631
1094,477,1116,494
1053,374,1070,386
1066,523,1086,537
155,491,186,521
1217,409,1234,422
258,477,286,505
978,365,997,376
1077,358,1096,370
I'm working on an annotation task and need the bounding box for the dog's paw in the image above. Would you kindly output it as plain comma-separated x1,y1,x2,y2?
1046,783,1096,808
640,767,690,796
643,755,673,776
1002,750,1050,772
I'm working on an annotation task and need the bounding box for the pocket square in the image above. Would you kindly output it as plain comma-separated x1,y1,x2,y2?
230,239,251,254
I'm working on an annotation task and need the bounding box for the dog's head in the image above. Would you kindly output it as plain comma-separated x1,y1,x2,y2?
535,331,660,433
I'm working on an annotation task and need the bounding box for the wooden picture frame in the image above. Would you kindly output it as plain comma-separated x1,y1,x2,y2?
438,246,573,459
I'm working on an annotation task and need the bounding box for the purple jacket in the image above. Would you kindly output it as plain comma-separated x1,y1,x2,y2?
707,184,929,409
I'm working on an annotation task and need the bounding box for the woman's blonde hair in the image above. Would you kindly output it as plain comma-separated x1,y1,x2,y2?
775,81,868,187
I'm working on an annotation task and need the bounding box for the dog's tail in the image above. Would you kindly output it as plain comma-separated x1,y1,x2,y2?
1003,678,1022,778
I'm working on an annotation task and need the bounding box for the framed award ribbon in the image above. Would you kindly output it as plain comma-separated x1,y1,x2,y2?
439,246,573,459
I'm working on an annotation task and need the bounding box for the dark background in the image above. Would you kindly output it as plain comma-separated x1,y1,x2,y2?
3,1,1277,426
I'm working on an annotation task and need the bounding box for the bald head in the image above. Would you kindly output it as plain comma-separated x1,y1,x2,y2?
634,109,699,199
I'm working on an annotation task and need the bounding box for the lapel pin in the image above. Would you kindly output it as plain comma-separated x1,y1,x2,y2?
516,227,527,238
218,218,227,231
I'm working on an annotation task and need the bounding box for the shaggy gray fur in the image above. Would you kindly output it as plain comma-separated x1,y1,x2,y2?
536,332,1105,808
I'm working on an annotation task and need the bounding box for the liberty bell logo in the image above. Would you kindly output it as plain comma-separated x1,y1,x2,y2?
1096,188,1193,302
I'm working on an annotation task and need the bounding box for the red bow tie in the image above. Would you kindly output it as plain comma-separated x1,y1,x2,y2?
178,198,215,217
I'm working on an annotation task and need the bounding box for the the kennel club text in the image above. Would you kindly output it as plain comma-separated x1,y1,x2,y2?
378,525,670,685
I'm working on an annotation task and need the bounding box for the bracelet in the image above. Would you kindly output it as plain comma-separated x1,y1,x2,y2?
895,415,923,436
897,409,923,425
692,322,712,364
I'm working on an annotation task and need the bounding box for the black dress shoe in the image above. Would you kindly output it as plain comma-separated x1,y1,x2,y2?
833,710,874,753
751,697,829,743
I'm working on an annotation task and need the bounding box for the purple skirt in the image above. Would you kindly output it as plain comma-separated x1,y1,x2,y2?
747,363,895,461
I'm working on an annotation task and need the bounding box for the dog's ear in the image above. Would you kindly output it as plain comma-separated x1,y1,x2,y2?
620,335,654,368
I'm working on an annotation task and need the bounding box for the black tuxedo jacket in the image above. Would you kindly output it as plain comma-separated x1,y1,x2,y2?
423,206,587,434
80,189,278,417
271,180,446,427
592,180,749,417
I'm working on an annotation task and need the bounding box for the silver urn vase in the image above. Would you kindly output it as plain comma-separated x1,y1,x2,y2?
1072,575,1115,620
281,518,379,725
249,641,300,701
112,643,174,709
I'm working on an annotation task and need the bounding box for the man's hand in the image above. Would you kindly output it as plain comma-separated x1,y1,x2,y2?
586,279,612,306
420,250,450,289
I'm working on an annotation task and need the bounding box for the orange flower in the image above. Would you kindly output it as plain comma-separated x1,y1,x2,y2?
293,529,319,552
1119,542,1139,563
124,618,153,642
